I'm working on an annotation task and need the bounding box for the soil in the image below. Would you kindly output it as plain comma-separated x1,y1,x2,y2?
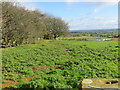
2,65,61,89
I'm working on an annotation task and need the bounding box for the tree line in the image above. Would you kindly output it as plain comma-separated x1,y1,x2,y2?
1,2,69,48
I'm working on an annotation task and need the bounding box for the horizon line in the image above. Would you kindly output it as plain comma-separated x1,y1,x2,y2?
69,28,119,31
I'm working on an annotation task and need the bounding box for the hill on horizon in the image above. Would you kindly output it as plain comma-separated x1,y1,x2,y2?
70,28,119,32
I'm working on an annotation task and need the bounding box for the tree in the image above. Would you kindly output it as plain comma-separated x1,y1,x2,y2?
1,2,69,47
43,16,69,39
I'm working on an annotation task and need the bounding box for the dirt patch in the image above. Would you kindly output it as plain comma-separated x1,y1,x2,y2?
20,76,36,82
2,75,36,89
2,80,18,88
64,53,72,55
111,38,119,41
32,65,50,71
32,65,61,71
2,65,62,89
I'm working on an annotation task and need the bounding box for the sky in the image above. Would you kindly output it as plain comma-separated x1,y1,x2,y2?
19,1,118,30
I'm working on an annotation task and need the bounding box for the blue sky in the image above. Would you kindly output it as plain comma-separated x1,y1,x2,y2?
20,2,118,30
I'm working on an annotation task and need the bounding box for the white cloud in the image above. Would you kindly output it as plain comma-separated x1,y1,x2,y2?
88,2,118,16
1,0,119,2
93,9,97,13
66,0,75,2
65,0,119,3
18,2,38,11
63,17,118,30
90,7,104,15
64,1,118,30
65,0,118,7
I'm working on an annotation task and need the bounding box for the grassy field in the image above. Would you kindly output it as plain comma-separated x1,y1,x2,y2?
56,41,118,49
1,40,119,89
58,36,111,40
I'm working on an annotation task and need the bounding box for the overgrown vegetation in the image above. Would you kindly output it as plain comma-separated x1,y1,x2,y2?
2,41,119,89
1,2,69,48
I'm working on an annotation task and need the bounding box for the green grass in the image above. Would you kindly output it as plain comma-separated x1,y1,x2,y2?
58,36,110,40
2,40,119,89
54,40,118,49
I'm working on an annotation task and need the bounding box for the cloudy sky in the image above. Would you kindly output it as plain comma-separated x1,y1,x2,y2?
18,0,118,30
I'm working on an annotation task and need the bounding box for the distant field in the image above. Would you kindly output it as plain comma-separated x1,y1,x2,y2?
59,36,98,39
2,40,119,89
59,36,102,39
55,40,118,49
58,36,112,41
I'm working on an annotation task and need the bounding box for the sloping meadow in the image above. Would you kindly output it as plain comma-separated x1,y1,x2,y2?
2,40,119,89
